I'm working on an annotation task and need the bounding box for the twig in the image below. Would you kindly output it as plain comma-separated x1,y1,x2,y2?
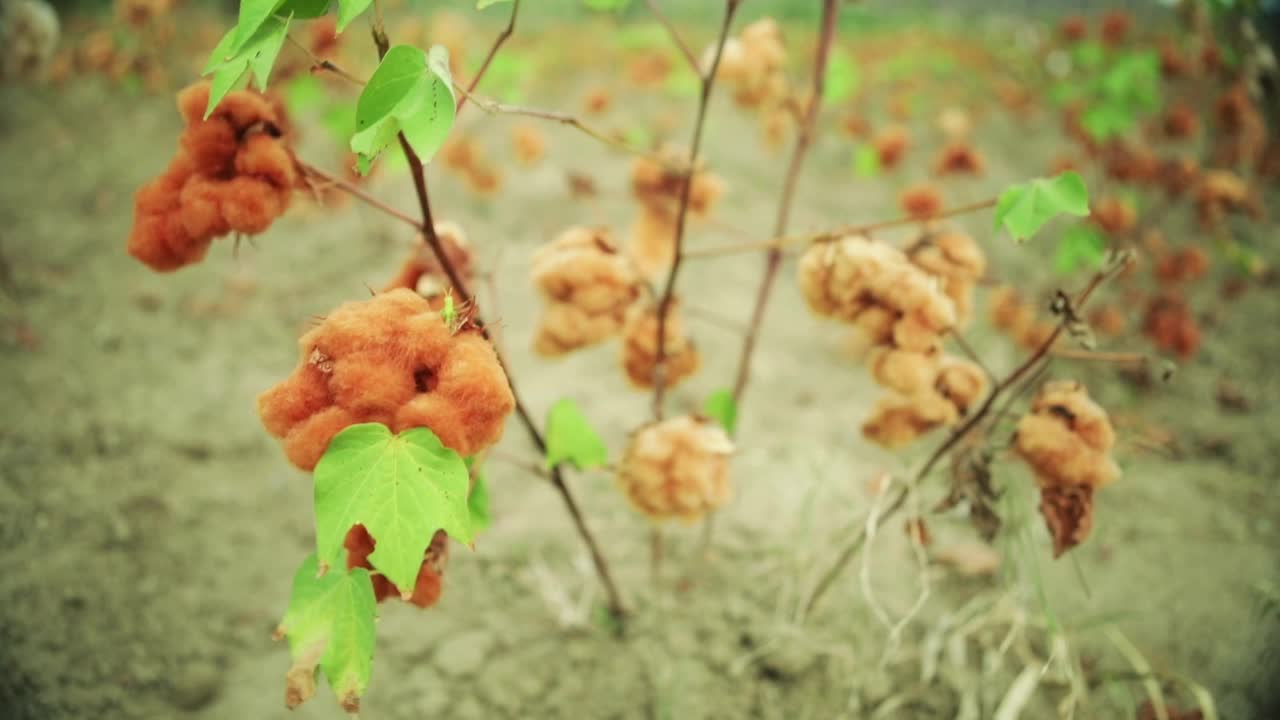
650,0,742,420
457,0,521,113
1050,348,1148,365
285,34,366,86
804,261,1126,616
453,83,669,167
298,162,422,231
686,198,999,261
643,0,701,73
368,18,628,619
949,328,993,381
730,0,840,404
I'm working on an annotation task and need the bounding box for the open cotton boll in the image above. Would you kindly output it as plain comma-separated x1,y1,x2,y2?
620,300,700,390
618,416,734,522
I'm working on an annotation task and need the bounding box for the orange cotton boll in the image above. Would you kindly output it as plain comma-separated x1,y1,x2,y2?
1089,305,1128,337
935,357,987,415
932,142,985,177
627,207,677,280
530,226,640,354
874,126,910,169
1059,15,1087,43
441,135,478,172
1090,197,1136,237
891,311,942,353
852,306,898,347
1159,40,1189,78
257,364,334,438
1161,156,1200,198
861,391,957,448
1162,102,1199,139
384,222,475,298
582,87,612,115
344,525,448,607
617,415,734,523
1143,293,1201,358
127,215,187,272
219,176,289,235
988,285,1031,333
258,289,515,470
464,163,502,197
177,176,233,239
869,346,939,395
898,184,943,221
1194,170,1263,230
1015,414,1119,490
234,133,298,190
1029,379,1116,453
620,301,700,389
797,235,891,321
179,117,240,178
512,123,545,167
1099,10,1132,47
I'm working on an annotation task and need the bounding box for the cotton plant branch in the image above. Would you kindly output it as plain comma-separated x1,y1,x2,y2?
729,0,840,404
686,197,1000,261
365,11,629,620
649,0,743,420
803,256,1131,617
456,0,521,114
642,0,700,74
451,83,670,166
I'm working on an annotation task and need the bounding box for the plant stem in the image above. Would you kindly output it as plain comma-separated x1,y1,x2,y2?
730,0,840,405
803,263,1124,616
643,0,701,73
685,198,999,261
369,19,628,619
298,162,422,231
452,84,663,164
456,0,521,113
649,0,741,420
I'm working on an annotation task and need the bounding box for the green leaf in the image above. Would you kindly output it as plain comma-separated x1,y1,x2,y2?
1079,102,1133,141
202,16,291,118
314,423,472,594
477,0,513,7
702,389,738,435
544,398,608,470
337,0,373,31
583,0,632,10
277,554,376,712
825,53,859,103
468,470,492,534
993,172,1090,242
665,64,700,97
1054,225,1107,274
1073,41,1105,70
278,0,331,18
234,0,285,52
357,45,429,131
351,44,455,172
852,144,880,178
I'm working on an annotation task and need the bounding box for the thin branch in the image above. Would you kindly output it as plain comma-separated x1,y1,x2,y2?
453,83,670,166
643,0,701,73
457,0,521,113
369,19,628,619
949,328,993,381
650,0,741,420
286,34,366,86
686,198,999,261
298,162,422,231
730,0,840,404
1049,348,1148,365
804,261,1126,616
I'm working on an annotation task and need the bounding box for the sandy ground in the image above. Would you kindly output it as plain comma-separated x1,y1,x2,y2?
2,12,1279,719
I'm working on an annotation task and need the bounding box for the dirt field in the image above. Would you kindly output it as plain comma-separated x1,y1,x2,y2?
2,5,1279,719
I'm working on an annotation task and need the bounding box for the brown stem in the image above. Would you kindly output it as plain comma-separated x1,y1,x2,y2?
370,21,628,619
298,162,422,230
643,0,701,74
685,198,999,261
730,0,839,405
457,0,520,113
649,0,741,420
804,263,1123,616
453,84,669,167
286,34,366,86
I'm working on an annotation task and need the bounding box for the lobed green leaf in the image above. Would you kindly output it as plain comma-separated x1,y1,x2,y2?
544,398,608,471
